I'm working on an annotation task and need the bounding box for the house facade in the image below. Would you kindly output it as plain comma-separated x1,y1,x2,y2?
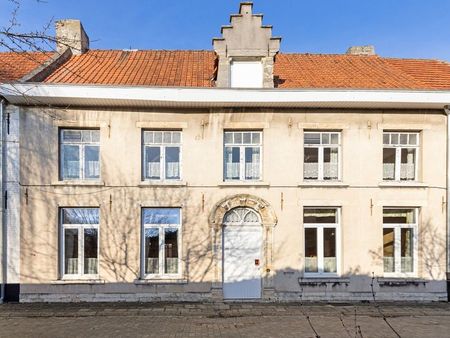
1,2,450,302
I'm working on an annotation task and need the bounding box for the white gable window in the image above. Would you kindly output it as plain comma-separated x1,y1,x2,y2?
230,61,263,88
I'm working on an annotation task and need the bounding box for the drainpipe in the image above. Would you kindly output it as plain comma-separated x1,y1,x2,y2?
0,98,4,303
445,105,450,302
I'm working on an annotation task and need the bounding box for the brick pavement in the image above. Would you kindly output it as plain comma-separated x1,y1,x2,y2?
0,302,449,337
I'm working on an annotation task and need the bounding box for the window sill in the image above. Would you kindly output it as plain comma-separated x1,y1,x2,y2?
139,180,187,187
134,278,188,285
378,182,428,188
52,180,105,187
298,181,349,188
218,181,270,187
51,279,105,285
298,277,350,286
377,277,426,287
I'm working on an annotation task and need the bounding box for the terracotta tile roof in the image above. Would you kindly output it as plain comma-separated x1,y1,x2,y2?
274,54,450,90
44,50,217,87
40,49,450,90
0,52,52,83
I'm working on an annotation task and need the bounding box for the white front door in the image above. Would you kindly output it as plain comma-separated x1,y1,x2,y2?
223,224,262,299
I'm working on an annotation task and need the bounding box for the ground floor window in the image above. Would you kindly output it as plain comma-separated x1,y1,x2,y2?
142,208,181,277
303,207,340,276
60,208,99,278
383,208,418,276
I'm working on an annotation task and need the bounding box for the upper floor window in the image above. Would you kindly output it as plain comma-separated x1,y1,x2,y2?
304,131,341,181
230,61,263,88
142,208,181,277
304,207,340,276
383,132,419,181
383,208,418,276
143,131,181,181
60,129,100,180
224,131,262,181
60,208,99,278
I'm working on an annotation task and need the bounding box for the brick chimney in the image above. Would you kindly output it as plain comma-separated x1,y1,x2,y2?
346,45,376,56
55,19,89,55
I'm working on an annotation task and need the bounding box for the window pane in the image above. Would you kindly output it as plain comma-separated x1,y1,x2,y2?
383,228,395,273
330,133,339,145
383,148,396,180
401,228,414,273
143,131,154,144
163,131,172,144
91,130,100,143
252,132,261,144
62,145,80,179
408,134,417,145
145,228,159,274
243,132,252,144
383,133,390,145
234,132,242,144
321,133,329,144
323,228,337,273
84,228,98,274
64,228,78,275
154,131,162,143
224,132,233,144
225,146,240,180
143,208,180,225
164,228,179,274
165,147,180,179
391,133,399,144
62,208,99,224
305,228,318,272
84,145,100,179
323,147,339,180
304,133,320,145
62,130,82,142
400,134,408,145
304,208,337,223
304,147,319,180
400,148,416,181
172,132,181,144
245,147,260,180
145,146,161,179
383,209,415,224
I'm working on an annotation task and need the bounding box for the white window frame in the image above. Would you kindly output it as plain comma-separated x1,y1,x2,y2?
303,131,341,181
59,129,100,181
382,208,418,277
141,208,182,279
223,130,263,181
383,132,419,181
142,130,182,181
60,208,100,280
230,60,263,88
303,207,341,277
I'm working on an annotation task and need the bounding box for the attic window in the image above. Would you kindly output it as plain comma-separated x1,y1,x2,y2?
230,61,263,88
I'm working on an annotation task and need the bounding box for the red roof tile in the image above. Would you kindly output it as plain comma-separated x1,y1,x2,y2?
44,50,217,87
0,52,52,83
37,49,450,90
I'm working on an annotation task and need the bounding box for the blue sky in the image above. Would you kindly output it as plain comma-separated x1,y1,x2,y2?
1,0,450,60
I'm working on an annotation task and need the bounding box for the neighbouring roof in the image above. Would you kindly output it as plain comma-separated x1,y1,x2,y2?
1,49,450,91
0,52,52,83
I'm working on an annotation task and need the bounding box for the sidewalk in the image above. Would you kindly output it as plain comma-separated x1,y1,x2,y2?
0,302,449,337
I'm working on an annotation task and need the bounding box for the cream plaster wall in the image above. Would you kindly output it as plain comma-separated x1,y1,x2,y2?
18,107,448,301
